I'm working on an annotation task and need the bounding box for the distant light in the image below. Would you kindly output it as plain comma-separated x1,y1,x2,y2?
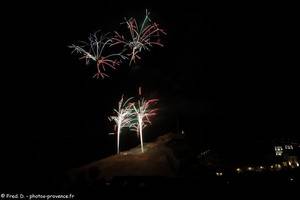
270,165,274,169
216,172,223,176
274,146,283,156
296,162,299,167
283,162,288,167
259,166,264,169
285,145,293,150
275,164,282,169
274,146,283,150
236,168,241,172
247,167,253,171
290,178,294,182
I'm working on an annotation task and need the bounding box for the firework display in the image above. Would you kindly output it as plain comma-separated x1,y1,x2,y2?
69,31,126,79
109,91,158,154
112,9,166,65
130,98,159,153
109,96,135,154
69,10,166,78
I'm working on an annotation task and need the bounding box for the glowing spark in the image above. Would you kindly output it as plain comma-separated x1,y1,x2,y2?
112,9,166,65
216,172,223,176
130,97,158,153
69,31,126,79
138,86,142,96
275,164,282,169
236,168,241,173
109,96,135,154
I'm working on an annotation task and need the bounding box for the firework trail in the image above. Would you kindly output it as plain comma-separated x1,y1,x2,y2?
112,9,166,65
69,31,126,79
109,96,135,154
131,97,159,153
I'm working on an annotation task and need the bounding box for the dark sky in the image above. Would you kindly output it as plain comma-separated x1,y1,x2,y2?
9,2,296,137
1,1,299,189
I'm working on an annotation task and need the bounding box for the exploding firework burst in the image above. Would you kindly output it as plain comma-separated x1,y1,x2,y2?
131,97,159,153
112,9,166,65
109,96,135,154
69,31,126,79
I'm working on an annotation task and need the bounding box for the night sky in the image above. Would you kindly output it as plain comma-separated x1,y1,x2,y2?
1,1,299,190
